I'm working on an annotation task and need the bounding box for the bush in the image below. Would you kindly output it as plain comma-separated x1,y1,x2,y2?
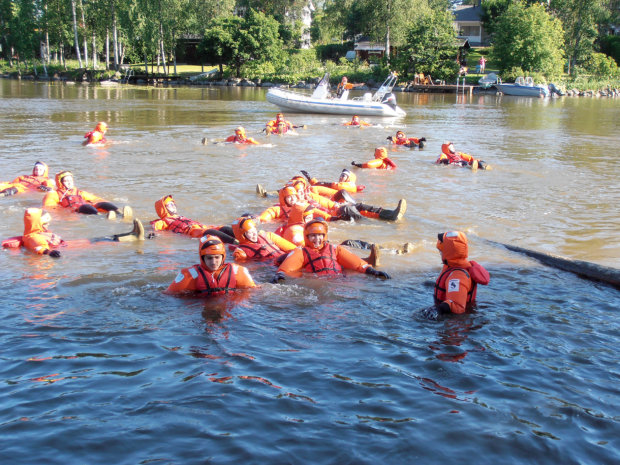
583,52,620,78
599,35,620,66
315,43,354,62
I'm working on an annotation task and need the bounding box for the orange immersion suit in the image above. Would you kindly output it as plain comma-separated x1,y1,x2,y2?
278,242,370,277
43,174,106,212
20,208,65,254
1,162,55,195
150,195,214,238
354,147,397,170
434,231,490,314
165,262,256,295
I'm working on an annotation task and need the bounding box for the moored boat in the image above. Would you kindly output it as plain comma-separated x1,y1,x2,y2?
266,73,406,117
494,76,550,97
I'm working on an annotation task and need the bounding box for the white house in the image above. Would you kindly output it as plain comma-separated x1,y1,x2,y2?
453,2,488,46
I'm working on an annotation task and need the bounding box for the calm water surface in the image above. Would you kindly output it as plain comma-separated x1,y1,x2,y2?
0,80,618,464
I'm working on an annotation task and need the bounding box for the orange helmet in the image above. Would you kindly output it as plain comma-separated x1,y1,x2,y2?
232,216,256,243
436,231,469,264
95,121,108,133
352,115,359,122
235,126,246,137
279,186,298,207
374,147,388,159
199,235,226,265
276,113,284,122
32,161,48,177
304,218,328,249
55,171,73,189
396,130,405,138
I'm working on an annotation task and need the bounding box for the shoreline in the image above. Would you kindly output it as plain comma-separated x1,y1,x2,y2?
2,72,618,98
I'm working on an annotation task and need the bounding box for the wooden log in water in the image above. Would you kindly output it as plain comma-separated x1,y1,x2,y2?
491,241,620,289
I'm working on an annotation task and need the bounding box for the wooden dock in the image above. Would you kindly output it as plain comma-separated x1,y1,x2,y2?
405,84,474,95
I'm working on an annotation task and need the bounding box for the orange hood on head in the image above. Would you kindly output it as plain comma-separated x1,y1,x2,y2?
154,195,175,219
33,161,49,177
23,208,49,236
437,231,469,266
304,218,328,250
279,186,297,207
441,142,454,155
55,171,73,191
232,216,256,244
374,147,388,159
199,235,226,271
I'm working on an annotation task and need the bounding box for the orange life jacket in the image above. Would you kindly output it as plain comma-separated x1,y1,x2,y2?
232,233,283,260
301,244,343,275
158,216,204,235
16,175,47,190
193,263,237,296
59,189,87,209
433,261,489,309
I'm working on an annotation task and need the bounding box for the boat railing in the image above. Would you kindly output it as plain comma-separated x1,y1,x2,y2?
371,72,398,102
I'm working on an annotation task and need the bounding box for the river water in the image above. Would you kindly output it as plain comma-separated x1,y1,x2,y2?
0,80,618,464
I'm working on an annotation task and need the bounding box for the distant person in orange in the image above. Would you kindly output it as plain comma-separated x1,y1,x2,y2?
42,171,132,217
387,130,426,149
1,208,145,257
165,235,256,296
272,218,390,282
0,161,55,197
225,126,259,145
352,147,397,170
343,115,371,127
422,231,490,319
229,215,297,262
436,142,490,170
266,113,300,134
83,122,108,146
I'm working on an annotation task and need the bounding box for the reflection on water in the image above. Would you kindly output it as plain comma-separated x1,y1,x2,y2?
0,81,619,464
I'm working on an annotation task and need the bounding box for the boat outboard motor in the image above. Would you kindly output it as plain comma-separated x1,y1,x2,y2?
381,93,398,110
548,83,564,96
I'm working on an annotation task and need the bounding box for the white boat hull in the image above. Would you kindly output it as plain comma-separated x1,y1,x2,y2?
494,83,549,97
266,88,406,117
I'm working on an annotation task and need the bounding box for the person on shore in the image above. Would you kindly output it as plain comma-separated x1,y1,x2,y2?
352,147,397,170
229,215,297,262
272,218,390,282
0,161,55,197
343,115,371,127
422,231,490,319
1,208,145,257
165,235,256,295
43,171,132,218
225,127,259,145
83,122,108,146
479,56,487,74
436,142,490,170
387,131,426,149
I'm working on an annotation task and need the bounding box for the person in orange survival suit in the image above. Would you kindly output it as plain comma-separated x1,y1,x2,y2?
165,235,256,295
265,113,297,134
82,122,108,146
299,168,365,199
42,171,132,218
1,208,145,257
274,202,316,247
387,130,426,149
351,147,397,170
343,115,372,127
335,76,363,98
229,216,297,262
272,218,390,283
422,231,490,320
436,142,490,170
289,174,407,222
225,126,259,145
0,161,55,197
149,195,236,243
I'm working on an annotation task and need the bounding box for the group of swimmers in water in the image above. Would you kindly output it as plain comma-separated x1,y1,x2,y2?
1,116,491,319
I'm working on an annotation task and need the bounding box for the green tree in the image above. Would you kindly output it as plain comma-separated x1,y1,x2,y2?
199,9,284,77
550,0,608,75
395,7,459,81
492,1,565,79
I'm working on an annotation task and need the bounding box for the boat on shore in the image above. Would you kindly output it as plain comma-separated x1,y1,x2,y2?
266,73,406,117
494,76,550,97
